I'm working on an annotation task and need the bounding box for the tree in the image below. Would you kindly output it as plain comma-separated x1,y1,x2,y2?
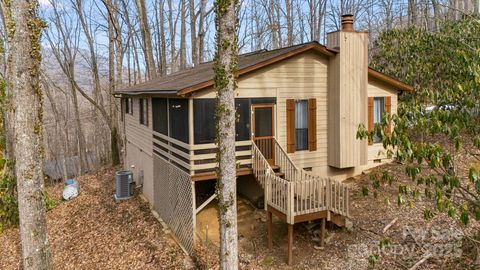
4,0,52,268
359,17,480,227
45,1,91,174
214,0,239,268
135,0,157,79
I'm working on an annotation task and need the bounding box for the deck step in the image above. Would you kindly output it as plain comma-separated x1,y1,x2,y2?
271,165,280,171
275,172,285,178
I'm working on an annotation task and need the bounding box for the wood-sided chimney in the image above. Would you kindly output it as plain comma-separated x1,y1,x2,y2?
326,15,369,168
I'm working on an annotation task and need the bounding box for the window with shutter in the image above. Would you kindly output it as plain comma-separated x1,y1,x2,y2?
385,96,392,134
295,100,309,151
372,97,386,144
308,98,317,151
286,99,295,153
368,97,374,145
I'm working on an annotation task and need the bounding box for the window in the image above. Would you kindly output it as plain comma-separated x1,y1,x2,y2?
194,99,216,144
152,98,168,135
373,97,385,143
295,100,309,150
125,98,133,115
139,98,149,126
169,98,189,143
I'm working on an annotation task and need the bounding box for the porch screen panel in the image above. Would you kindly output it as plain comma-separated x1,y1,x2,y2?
254,107,273,137
169,98,189,143
152,98,168,135
194,99,215,144
235,99,251,141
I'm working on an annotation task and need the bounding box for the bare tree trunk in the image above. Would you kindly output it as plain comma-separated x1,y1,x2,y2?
275,0,282,47
431,0,440,30
112,0,124,164
198,0,207,63
154,0,166,75
285,0,293,45
6,0,52,268
135,0,157,79
180,0,187,70
296,2,305,43
317,0,326,42
120,0,135,82
253,1,263,50
69,81,89,174
46,0,90,174
43,79,68,180
105,0,121,166
189,0,198,65
214,0,239,268
73,0,105,168
112,0,123,87
267,0,279,48
73,0,104,108
159,0,167,75
408,0,417,25
168,0,177,71
308,0,317,41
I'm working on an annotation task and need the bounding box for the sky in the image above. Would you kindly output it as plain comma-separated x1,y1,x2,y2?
38,0,416,74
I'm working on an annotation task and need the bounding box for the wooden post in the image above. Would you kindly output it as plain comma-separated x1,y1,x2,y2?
287,224,293,265
320,218,326,247
267,210,273,249
188,98,194,175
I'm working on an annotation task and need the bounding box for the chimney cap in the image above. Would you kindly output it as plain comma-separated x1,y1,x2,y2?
341,14,354,31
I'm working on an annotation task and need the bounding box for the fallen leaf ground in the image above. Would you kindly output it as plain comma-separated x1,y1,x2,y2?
0,167,187,270
195,160,480,269
2,160,479,269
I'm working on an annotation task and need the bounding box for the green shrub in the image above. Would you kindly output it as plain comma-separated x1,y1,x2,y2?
0,164,18,233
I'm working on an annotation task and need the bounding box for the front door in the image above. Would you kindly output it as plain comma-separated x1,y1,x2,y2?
252,104,275,165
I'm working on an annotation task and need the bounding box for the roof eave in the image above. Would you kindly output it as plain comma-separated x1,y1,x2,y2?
177,43,336,96
117,90,178,96
368,68,414,92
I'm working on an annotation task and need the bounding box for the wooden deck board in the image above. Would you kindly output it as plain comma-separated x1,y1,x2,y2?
191,168,253,181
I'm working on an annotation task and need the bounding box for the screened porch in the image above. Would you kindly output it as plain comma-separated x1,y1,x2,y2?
150,96,277,180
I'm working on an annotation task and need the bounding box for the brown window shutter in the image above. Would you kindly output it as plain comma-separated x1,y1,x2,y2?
286,99,295,153
385,96,392,134
368,97,374,145
308,98,317,151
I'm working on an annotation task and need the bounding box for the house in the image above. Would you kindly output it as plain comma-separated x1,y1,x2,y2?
116,15,412,264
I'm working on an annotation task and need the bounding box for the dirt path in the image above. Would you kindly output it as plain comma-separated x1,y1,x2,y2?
0,167,187,270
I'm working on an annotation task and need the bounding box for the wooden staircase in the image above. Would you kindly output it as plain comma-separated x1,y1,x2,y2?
271,165,285,179
251,138,350,264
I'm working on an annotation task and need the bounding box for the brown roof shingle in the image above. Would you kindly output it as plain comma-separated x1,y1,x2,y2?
116,41,412,95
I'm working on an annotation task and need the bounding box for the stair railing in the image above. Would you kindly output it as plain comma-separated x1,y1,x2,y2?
252,139,350,219
272,139,298,181
252,141,291,219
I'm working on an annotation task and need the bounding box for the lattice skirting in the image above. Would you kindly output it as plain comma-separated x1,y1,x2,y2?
153,155,196,254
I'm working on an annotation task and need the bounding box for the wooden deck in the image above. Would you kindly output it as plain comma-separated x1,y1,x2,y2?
251,138,350,265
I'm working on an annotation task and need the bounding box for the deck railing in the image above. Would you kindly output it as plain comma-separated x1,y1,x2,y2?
252,138,350,223
251,144,271,188
152,131,252,175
